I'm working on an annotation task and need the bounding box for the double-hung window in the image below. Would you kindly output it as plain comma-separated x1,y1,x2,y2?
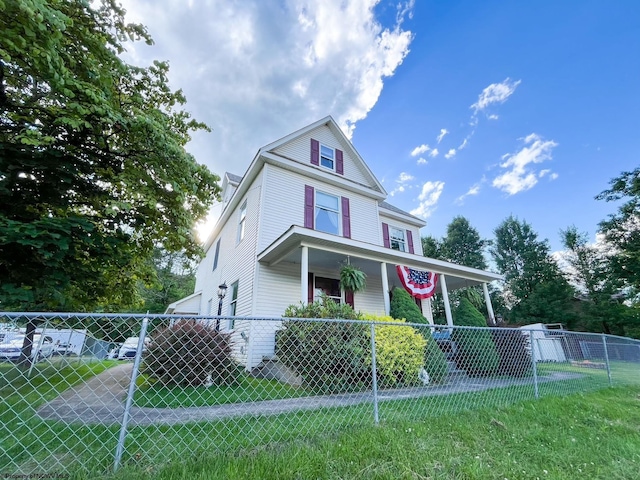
237,201,247,243
315,191,340,235
228,281,239,329
390,227,407,252
320,145,335,170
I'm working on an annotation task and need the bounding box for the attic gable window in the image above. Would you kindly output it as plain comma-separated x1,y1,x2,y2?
320,145,335,170
310,139,344,174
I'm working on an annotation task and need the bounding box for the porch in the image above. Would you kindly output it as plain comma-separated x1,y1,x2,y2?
257,225,503,326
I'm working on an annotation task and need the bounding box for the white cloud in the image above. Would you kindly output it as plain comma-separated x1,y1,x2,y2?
492,133,558,195
455,178,484,205
119,0,414,178
417,157,427,165
458,138,469,150
429,148,439,158
444,149,456,159
410,181,445,218
488,114,499,120
398,172,414,182
471,78,521,113
436,128,449,143
550,172,559,180
389,171,414,196
411,144,430,156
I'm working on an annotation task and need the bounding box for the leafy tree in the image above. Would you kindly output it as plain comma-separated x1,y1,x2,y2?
440,216,488,270
0,0,220,311
421,235,443,259
596,168,640,293
491,216,575,325
133,248,196,314
560,226,636,336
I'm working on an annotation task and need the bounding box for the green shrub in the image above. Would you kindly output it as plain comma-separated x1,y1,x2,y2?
142,320,236,387
361,314,426,388
452,298,499,377
278,297,370,393
422,332,449,384
389,287,448,383
389,287,428,324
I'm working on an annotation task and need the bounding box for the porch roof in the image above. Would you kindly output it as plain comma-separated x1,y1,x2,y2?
257,226,502,291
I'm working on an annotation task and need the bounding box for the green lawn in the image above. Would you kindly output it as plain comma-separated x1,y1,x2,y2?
2,359,639,478
133,372,306,408
109,385,640,480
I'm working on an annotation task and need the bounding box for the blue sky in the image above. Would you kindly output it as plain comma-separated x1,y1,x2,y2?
121,0,640,252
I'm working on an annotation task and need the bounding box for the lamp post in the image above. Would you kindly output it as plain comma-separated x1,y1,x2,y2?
216,282,228,331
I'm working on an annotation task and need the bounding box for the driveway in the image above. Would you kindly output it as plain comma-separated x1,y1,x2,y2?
37,363,582,426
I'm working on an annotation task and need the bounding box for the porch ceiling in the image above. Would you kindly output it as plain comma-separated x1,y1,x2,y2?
257,226,502,291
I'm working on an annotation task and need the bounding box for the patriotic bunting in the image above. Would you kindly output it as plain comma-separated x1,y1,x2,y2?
396,265,438,299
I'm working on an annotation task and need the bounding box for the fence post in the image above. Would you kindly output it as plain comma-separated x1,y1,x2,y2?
114,317,149,472
370,322,379,425
529,330,539,399
602,334,612,386
27,320,47,378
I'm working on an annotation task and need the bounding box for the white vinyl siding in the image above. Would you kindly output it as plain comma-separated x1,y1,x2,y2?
259,165,379,251
193,173,263,318
272,125,372,186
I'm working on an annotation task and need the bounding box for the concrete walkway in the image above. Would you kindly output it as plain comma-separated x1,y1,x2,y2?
37,364,582,427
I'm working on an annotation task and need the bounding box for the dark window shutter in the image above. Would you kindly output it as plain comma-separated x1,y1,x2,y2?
382,222,390,248
336,149,344,175
308,272,314,304
212,239,220,271
304,185,314,228
341,197,351,238
414,297,422,309
407,230,415,254
311,139,320,166
345,290,354,308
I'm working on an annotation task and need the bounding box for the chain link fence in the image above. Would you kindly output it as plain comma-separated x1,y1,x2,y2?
1,312,639,476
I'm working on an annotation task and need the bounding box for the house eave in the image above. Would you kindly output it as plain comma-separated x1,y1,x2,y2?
257,226,503,285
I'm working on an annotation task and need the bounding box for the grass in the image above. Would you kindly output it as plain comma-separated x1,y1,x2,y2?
0,359,121,474
133,372,305,408
109,385,640,480
2,358,639,478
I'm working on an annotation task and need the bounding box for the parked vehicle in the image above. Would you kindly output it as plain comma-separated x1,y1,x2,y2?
117,336,148,360
54,342,74,356
0,334,55,361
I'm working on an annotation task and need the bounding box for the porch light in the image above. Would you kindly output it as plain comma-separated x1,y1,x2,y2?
216,282,228,330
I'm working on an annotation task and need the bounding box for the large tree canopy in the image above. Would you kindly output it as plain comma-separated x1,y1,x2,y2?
0,0,220,311
491,216,575,326
596,168,640,293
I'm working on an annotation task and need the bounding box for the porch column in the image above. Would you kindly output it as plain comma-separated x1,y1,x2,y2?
440,274,453,327
300,246,309,304
422,298,434,325
380,262,390,315
482,282,496,325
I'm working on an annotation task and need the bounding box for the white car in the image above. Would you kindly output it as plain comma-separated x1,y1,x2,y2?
0,334,55,361
117,336,148,360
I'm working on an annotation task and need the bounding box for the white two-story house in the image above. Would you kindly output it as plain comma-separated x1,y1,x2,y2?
167,116,502,369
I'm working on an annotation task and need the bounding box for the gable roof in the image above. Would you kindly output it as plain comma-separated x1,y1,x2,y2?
260,116,386,196
378,201,425,226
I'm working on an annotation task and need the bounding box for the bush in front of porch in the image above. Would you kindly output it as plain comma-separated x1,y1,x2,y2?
278,297,370,393
389,288,448,383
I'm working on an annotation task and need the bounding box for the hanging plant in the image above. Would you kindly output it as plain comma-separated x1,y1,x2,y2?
339,263,367,293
